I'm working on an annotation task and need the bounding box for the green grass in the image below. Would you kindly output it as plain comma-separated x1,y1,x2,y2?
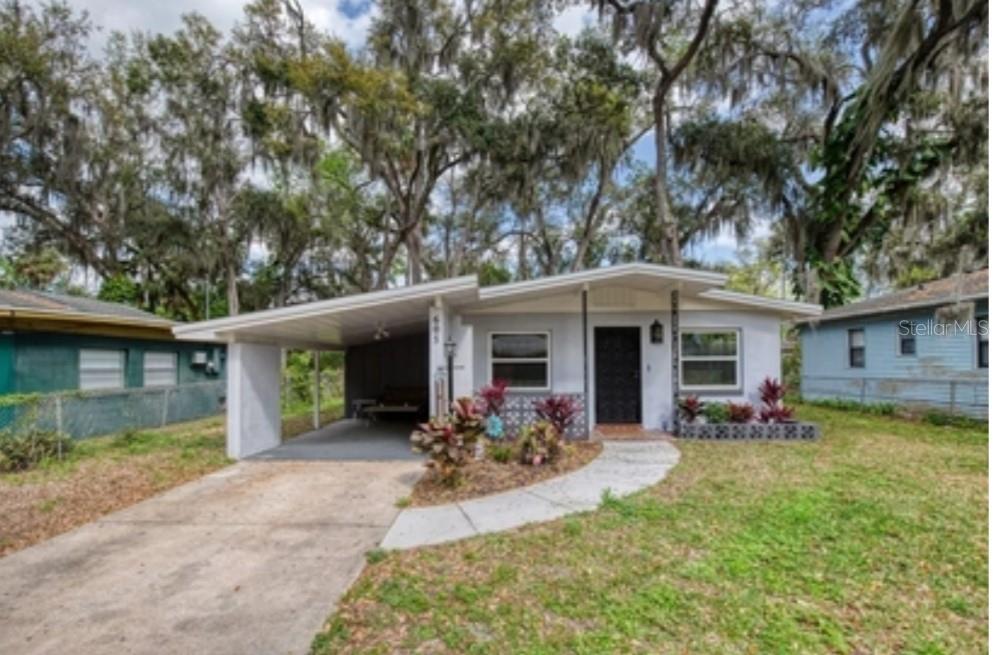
313,405,988,654
0,398,344,487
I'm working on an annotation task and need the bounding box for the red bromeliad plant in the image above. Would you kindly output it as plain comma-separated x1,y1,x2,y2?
679,395,703,423
533,395,581,437
759,404,795,423
759,377,787,406
727,401,755,423
758,377,794,423
478,379,509,416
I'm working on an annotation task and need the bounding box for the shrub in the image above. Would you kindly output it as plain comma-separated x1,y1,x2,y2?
533,395,582,437
0,429,73,473
758,376,795,423
759,377,787,406
923,410,985,428
487,442,514,464
805,398,896,416
758,405,795,423
679,395,703,423
518,421,561,466
450,396,485,442
701,402,730,424
727,402,755,423
478,379,509,416
410,397,484,485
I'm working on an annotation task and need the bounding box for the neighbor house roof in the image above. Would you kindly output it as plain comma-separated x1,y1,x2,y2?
173,263,822,348
798,269,989,324
0,289,175,339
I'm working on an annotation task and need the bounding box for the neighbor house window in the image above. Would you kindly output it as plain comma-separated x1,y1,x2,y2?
680,330,739,390
898,328,916,356
79,349,125,391
144,352,178,387
489,333,550,390
978,316,988,369
848,328,866,368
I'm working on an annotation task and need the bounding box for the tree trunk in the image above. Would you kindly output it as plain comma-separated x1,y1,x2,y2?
406,228,422,285
226,261,240,316
653,88,681,266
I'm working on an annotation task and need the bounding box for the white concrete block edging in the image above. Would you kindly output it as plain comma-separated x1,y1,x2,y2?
381,440,681,550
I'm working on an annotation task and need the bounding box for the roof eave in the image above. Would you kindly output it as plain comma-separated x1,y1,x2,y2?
698,289,823,317
795,292,988,325
478,263,727,301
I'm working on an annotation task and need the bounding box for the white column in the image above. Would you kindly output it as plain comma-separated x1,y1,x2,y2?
452,315,474,399
428,298,449,417
227,342,282,459
312,350,320,430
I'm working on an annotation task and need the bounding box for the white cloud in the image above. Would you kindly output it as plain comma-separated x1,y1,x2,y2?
73,0,372,52
552,5,594,37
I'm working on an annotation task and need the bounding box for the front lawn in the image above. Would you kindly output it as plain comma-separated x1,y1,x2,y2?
314,404,988,654
0,399,342,557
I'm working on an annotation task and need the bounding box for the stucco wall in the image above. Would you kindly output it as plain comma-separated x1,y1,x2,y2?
460,308,783,432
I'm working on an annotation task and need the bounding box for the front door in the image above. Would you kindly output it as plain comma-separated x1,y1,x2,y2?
594,327,642,424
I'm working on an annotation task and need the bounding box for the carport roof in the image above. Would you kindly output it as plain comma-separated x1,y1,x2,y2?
173,276,478,348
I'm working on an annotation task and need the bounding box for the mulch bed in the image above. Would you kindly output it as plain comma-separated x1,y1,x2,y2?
409,441,603,507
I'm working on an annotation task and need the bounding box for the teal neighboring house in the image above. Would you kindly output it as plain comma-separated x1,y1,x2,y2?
0,290,225,437
797,270,988,418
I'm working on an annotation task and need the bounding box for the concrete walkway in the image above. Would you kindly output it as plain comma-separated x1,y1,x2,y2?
0,459,422,655
382,440,680,549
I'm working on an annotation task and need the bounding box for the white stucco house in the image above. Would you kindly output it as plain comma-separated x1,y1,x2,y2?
174,263,822,458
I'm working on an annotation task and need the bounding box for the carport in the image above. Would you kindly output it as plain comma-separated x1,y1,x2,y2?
173,277,479,458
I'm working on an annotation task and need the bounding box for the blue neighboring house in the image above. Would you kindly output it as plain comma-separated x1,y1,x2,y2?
797,269,988,418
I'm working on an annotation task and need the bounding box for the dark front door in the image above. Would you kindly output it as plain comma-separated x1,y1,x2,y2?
594,327,642,423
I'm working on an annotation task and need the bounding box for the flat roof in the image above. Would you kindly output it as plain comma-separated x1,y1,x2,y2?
173,264,822,347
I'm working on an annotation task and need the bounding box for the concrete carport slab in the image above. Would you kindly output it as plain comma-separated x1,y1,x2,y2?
250,419,423,461
0,459,422,655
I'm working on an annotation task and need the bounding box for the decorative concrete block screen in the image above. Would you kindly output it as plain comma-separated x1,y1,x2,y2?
501,393,587,440
679,421,820,440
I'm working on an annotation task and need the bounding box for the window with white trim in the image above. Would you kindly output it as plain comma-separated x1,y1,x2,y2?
680,330,739,390
79,349,125,390
489,333,550,390
144,352,178,387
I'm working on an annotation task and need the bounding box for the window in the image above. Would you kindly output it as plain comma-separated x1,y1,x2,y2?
680,330,739,390
978,316,988,369
848,329,865,368
489,333,550,390
898,329,916,356
79,349,125,390
144,352,178,387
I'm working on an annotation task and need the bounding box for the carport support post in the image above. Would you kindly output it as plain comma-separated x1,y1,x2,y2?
227,342,282,459
429,298,449,417
671,288,680,436
312,350,320,430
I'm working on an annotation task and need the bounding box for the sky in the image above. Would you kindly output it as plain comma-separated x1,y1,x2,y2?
64,0,745,265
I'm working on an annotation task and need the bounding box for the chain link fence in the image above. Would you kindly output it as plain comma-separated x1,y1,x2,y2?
0,380,226,439
801,375,988,419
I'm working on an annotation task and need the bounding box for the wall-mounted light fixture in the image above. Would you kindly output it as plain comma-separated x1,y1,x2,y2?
650,319,664,344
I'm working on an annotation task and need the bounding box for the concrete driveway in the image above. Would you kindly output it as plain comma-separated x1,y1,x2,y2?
0,459,422,655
